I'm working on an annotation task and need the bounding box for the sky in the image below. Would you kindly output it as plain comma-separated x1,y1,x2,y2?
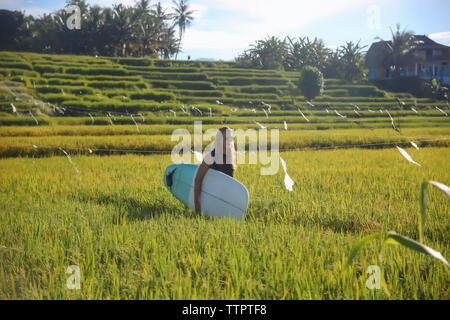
1,0,449,61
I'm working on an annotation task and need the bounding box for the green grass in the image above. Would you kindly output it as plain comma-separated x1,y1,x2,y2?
0,148,448,299
0,127,448,158
0,51,448,300
1,51,449,114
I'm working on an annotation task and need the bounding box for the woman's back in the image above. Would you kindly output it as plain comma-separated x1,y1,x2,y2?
207,149,235,178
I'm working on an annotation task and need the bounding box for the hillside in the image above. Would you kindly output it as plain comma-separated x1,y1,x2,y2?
0,51,448,119
0,52,449,300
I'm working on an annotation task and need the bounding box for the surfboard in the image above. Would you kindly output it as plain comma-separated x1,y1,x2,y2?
163,164,249,220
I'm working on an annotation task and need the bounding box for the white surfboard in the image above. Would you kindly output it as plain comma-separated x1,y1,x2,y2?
164,164,249,220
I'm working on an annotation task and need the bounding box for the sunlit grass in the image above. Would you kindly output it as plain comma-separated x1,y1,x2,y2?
0,148,448,299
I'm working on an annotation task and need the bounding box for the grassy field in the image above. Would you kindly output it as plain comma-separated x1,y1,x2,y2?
0,52,448,300
0,148,449,299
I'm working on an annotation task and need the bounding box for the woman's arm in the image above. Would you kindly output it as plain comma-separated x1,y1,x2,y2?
194,161,210,214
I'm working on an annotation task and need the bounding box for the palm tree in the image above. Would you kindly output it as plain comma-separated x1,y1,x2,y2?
286,36,331,72
248,36,288,69
158,25,178,59
151,2,171,24
135,0,151,16
338,40,367,81
171,0,194,60
111,3,140,56
377,24,416,77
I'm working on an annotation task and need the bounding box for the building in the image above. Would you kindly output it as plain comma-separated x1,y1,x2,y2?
365,35,450,85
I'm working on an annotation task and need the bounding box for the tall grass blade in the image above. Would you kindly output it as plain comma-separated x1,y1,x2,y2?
346,232,383,267
384,232,449,268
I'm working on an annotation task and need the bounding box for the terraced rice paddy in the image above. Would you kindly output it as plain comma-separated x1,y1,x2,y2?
0,52,448,299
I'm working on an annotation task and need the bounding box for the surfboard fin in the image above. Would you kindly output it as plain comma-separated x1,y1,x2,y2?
166,168,176,188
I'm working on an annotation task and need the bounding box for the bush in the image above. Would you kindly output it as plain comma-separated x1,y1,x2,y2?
371,76,424,97
298,66,324,100
347,86,386,97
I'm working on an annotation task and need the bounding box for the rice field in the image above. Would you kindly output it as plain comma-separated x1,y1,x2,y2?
1,147,449,299
0,52,449,300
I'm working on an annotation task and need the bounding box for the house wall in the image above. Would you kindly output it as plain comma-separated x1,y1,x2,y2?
415,62,450,84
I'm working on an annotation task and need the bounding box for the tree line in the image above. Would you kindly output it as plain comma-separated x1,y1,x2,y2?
235,36,367,82
0,0,194,59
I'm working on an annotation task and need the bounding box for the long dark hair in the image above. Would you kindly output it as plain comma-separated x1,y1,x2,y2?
213,126,236,170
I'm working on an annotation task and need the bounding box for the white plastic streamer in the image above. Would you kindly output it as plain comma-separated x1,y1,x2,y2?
88,113,94,124
29,110,38,125
410,141,419,150
385,110,400,133
130,114,140,133
297,107,309,122
351,103,360,110
58,147,79,174
106,113,114,125
396,146,422,167
254,121,266,129
262,102,271,113
435,106,448,116
429,180,450,198
280,157,295,191
334,110,346,118
192,107,203,115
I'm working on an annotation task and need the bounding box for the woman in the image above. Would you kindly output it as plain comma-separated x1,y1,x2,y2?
194,126,237,214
